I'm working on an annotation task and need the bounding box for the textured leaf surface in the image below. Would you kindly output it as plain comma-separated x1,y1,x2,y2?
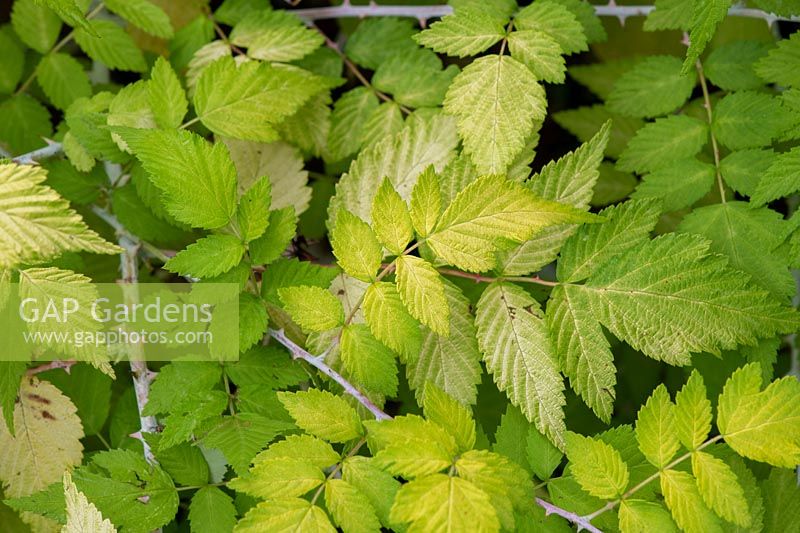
444,54,546,173
415,5,506,57
0,163,120,268
636,385,679,468
395,255,450,335
718,364,800,467
674,371,712,450
74,19,146,72
608,56,695,118
617,115,708,173
427,174,599,272
476,282,566,448
565,432,629,499
278,389,363,443
165,235,244,278
123,129,238,229
661,469,723,533
62,471,116,533
389,474,499,532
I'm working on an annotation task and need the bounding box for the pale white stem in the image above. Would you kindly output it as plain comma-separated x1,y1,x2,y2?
268,328,392,421
119,235,159,465
291,2,800,25
536,497,603,533
11,141,63,165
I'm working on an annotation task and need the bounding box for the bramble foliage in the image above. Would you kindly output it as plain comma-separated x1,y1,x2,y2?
1,1,800,532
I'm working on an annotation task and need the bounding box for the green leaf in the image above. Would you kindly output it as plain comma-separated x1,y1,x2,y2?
617,115,708,173
755,31,800,87
327,87,379,162
683,0,733,73
339,323,399,397
619,500,679,533
692,451,750,527
122,129,238,229
643,0,692,31
342,456,402,530
74,449,179,533
636,385,680,468
254,434,340,470
475,282,566,448
608,56,696,118
231,10,322,62
527,426,564,481
712,91,790,150
678,202,794,299
11,0,61,54
249,207,297,265
718,363,800,467
443,54,546,174
363,282,422,363
553,104,643,159
394,255,450,336
164,235,245,278
74,19,146,72
565,432,629,499
406,279,483,405
498,121,611,276
37,53,91,110
660,469,723,533
62,471,116,533
372,48,459,108
549,0,606,43
148,56,187,129
229,458,324,499
201,413,293,475
279,286,344,333
422,382,476,452
104,0,173,38
751,146,800,206
344,17,417,70
582,234,798,365
193,56,326,142
546,284,616,423
0,163,120,269
0,29,24,94
329,111,457,225
558,200,661,283
514,1,588,55
189,487,236,533
277,389,364,443
427,174,600,273
223,138,311,214
704,40,771,91
674,371,712,451
454,449,533,530
371,179,413,255
236,176,271,243
235,498,334,533
761,467,800,533
325,479,381,533
508,30,566,83
389,474,499,532
330,209,382,282
361,102,404,150
365,414,456,478
414,5,506,57
409,165,442,239
0,94,53,154
631,158,715,211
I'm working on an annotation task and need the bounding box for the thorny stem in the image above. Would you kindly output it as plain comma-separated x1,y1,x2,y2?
26,360,77,376
268,328,392,421
291,2,800,26
583,434,724,521
14,2,106,96
695,59,727,204
11,141,64,165
536,498,603,533
313,23,413,115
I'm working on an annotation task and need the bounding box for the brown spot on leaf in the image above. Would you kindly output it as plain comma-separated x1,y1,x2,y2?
27,393,51,405
41,410,56,420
